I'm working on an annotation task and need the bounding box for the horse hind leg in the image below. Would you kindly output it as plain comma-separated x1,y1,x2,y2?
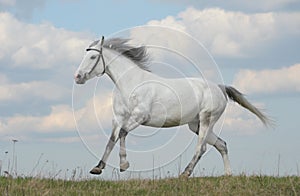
181,141,207,177
207,132,232,175
187,115,200,134
181,113,212,177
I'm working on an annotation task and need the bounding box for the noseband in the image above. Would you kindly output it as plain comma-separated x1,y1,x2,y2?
86,36,106,76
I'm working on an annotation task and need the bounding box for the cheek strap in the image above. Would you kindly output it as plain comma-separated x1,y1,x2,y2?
86,36,106,76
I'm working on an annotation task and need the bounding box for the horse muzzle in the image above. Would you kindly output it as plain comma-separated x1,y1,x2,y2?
74,73,86,84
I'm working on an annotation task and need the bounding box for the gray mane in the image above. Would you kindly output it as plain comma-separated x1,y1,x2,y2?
91,38,150,72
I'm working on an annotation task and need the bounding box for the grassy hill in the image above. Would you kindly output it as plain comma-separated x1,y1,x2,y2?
1,175,299,195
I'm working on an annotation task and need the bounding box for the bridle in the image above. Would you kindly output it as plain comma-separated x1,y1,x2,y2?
86,36,106,76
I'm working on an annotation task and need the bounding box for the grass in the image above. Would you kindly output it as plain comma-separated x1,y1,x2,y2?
0,175,299,195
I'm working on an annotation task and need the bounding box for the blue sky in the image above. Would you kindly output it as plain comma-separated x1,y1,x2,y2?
0,0,300,179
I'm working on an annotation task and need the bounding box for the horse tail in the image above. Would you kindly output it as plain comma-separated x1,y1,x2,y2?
218,85,274,127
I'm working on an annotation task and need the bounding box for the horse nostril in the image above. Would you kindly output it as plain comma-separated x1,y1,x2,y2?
75,74,81,79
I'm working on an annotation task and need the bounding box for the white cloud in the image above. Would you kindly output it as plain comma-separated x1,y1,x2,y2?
73,90,113,133
233,63,300,94
0,79,69,102
0,90,113,142
39,105,77,131
0,12,90,69
133,7,300,57
0,105,75,135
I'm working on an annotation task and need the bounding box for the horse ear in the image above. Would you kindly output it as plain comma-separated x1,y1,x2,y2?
100,36,104,46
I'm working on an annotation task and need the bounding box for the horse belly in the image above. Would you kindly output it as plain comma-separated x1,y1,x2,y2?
143,100,199,128
142,77,201,128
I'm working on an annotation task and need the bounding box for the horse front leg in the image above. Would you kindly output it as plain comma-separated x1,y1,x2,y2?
90,124,121,175
119,128,129,172
118,113,149,172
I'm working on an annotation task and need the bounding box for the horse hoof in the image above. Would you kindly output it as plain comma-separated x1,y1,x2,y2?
179,172,190,178
90,167,102,175
120,161,130,172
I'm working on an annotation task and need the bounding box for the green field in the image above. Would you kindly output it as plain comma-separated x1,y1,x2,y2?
0,175,299,195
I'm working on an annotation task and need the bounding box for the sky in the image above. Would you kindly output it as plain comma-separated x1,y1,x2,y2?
0,0,300,179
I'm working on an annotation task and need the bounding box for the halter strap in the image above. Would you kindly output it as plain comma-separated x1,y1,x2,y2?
86,36,106,75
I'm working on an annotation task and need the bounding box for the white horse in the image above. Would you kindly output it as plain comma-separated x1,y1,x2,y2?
74,36,272,177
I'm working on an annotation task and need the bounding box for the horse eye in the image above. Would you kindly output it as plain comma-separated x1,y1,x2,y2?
90,55,97,60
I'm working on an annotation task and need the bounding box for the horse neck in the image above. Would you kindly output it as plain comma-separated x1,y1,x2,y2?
104,49,147,93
